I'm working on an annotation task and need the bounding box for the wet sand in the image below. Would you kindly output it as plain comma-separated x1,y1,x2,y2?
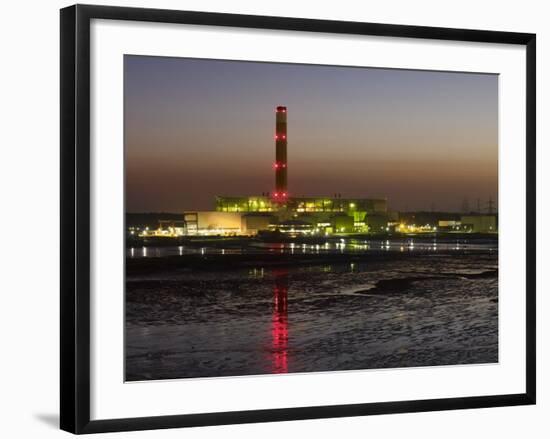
125,249,498,381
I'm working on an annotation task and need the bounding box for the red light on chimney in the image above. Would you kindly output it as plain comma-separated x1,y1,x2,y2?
282,192,287,198
281,135,286,140
274,135,279,140
273,163,279,169
282,164,286,168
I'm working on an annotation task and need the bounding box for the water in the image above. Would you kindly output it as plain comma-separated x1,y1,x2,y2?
125,239,498,381
127,237,497,258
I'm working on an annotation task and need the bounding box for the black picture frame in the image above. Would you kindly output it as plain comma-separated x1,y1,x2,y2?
60,4,536,434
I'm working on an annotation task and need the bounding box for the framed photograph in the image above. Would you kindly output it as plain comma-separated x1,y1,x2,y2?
60,4,536,434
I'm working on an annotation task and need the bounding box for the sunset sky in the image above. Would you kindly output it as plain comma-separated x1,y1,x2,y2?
124,55,498,212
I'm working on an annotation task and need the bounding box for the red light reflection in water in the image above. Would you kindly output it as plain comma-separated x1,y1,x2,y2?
272,269,289,373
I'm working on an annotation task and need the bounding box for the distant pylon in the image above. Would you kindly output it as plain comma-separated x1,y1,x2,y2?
487,196,495,214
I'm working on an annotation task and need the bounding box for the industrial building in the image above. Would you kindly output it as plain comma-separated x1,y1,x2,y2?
180,212,275,236
460,215,498,233
142,106,388,237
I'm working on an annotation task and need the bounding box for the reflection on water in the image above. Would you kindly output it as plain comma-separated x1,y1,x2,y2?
272,269,289,374
127,237,497,258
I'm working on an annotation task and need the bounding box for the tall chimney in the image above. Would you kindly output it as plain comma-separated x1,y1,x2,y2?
274,106,288,202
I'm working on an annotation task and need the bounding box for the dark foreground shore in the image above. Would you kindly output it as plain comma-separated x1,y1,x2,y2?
126,248,498,381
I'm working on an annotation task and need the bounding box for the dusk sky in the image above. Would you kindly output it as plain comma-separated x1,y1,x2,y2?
125,55,498,212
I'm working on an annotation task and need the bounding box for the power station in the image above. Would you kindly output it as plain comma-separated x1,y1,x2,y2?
156,106,388,236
